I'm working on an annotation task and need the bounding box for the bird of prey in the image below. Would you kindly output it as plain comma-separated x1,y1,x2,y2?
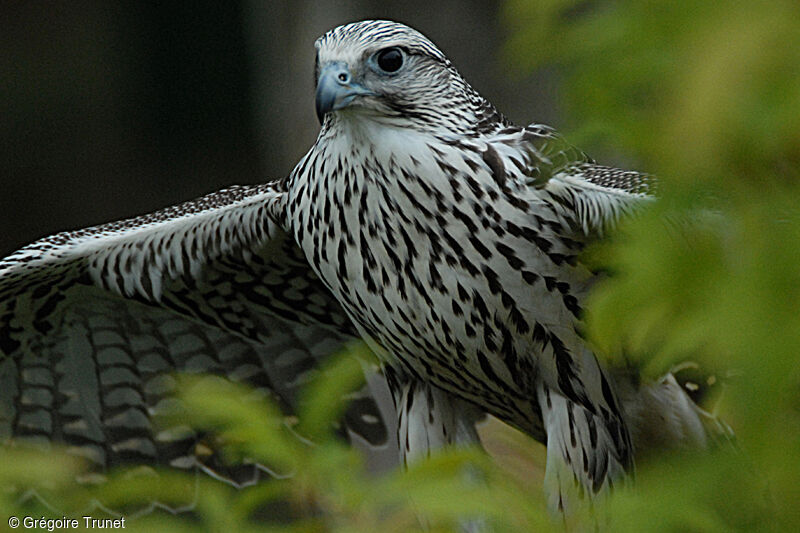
1,20,728,516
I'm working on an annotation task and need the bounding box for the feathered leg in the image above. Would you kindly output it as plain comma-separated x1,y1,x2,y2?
537,382,632,518
392,377,483,465
387,371,486,531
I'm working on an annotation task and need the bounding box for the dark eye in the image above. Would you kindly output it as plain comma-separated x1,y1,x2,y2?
375,47,404,73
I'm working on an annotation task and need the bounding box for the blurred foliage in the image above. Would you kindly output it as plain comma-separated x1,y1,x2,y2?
4,1,800,531
1,351,551,531
504,0,800,530
504,0,800,188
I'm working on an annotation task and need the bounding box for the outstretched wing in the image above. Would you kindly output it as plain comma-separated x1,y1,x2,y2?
509,124,655,240
543,161,655,238
0,182,392,508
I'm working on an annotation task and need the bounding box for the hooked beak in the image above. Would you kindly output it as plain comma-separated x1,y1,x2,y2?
315,62,374,124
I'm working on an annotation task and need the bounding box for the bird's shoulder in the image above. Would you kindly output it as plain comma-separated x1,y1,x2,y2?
482,123,656,238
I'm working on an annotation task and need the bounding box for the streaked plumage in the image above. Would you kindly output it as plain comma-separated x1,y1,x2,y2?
1,19,728,517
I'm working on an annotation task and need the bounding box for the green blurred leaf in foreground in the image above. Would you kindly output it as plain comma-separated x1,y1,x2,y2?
2,350,551,532
504,0,800,530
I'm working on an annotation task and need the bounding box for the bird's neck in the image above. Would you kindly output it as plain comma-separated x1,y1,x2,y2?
284,115,471,245
319,112,459,142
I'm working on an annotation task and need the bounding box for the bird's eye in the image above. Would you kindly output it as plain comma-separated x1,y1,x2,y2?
375,47,404,73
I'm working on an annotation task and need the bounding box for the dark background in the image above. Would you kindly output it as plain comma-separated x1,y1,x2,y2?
1,1,559,257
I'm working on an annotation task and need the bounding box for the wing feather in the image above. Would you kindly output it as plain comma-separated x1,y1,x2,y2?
0,182,394,511
500,124,655,240
544,163,655,238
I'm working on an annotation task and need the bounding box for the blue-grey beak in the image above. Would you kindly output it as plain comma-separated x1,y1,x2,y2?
315,62,373,124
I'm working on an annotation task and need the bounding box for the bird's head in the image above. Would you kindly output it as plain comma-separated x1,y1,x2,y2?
314,20,507,136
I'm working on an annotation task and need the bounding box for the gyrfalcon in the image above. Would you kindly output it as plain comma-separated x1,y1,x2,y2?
0,20,729,516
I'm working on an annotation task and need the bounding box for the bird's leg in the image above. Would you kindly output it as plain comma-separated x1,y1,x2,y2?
537,382,632,524
387,373,487,531
393,378,484,465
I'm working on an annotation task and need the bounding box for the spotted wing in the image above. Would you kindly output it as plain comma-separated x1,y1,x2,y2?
0,183,392,511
